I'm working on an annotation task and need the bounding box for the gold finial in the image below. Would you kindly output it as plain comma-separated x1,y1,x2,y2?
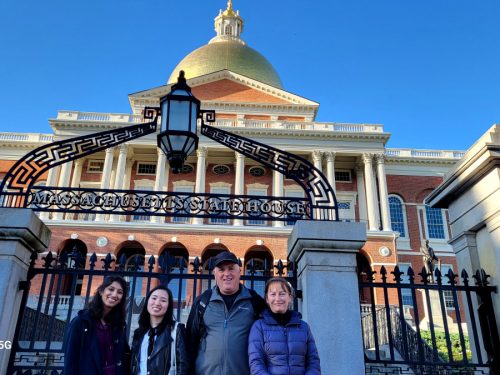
223,0,237,16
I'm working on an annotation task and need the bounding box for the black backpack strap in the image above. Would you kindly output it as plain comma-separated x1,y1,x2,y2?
196,289,212,339
186,289,212,370
248,289,266,318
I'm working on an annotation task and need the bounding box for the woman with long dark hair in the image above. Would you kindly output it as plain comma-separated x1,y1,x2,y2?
63,275,130,375
130,285,189,375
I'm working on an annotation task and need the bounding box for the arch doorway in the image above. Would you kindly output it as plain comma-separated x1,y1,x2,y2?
357,252,372,305
58,239,87,295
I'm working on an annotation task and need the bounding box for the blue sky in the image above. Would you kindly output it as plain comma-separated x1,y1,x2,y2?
1,0,499,151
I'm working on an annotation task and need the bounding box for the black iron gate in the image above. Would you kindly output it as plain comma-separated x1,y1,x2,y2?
7,250,298,375
359,265,499,374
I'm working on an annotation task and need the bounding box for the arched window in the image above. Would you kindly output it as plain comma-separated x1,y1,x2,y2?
424,205,446,239
224,24,233,36
116,242,145,298
159,244,189,305
244,247,273,297
389,195,407,237
59,239,87,296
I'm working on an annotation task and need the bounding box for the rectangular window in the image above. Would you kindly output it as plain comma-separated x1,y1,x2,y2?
338,201,355,221
87,160,104,173
137,163,157,175
335,170,352,182
440,264,456,309
285,190,304,226
389,197,406,237
398,264,414,307
133,185,152,221
210,186,230,224
425,206,446,239
247,188,267,226
172,186,193,223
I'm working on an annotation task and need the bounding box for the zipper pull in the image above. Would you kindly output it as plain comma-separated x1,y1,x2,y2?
224,319,227,328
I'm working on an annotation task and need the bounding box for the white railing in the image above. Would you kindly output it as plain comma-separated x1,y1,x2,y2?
215,118,384,133
0,132,54,143
54,111,385,133
386,148,465,160
56,111,143,123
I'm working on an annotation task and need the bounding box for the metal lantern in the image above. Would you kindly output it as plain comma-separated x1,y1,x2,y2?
157,70,200,173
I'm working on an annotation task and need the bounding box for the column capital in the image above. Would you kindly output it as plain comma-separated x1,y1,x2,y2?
325,152,336,162
362,153,374,164
74,158,84,167
312,150,323,162
105,147,115,155
118,143,129,154
235,151,245,161
354,162,364,173
196,147,208,158
375,153,386,164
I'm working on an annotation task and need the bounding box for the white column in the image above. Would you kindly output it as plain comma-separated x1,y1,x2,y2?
273,168,284,227
192,147,207,225
110,144,128,222
233,152,245,226
363,153,378,231
39,166,60,220
96,148,114,221
376,154,391,231
312,151,323,172
355,164,368,224
312,151,323,219
325,152,336,192
70,159,83,187
53,161,73,220
152,148,167,224
67,159,84,222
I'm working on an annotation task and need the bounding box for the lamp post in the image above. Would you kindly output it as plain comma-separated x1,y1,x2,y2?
157,70,199,173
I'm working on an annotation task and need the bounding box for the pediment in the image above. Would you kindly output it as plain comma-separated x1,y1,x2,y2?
128,70,318,112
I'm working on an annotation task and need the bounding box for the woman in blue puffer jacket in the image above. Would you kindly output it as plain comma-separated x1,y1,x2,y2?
248,277,321,375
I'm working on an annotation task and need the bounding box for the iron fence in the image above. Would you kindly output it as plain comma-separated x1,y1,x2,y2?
360,266,499,374
7,250,297,375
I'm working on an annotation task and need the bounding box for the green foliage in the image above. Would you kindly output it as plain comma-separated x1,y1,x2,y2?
420,330,472,362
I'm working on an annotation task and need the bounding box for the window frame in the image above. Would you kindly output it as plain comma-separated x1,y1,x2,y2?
209,185,231,225
398,263,414,308
334,170,352,183
87,160,105,173
246,186,268,226
172,184,194,224
136,162,157,176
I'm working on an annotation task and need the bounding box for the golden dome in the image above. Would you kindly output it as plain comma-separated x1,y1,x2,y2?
168,41,283,89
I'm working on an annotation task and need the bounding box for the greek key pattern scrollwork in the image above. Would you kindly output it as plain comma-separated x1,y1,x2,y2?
201,123,338,220
0,120,157,194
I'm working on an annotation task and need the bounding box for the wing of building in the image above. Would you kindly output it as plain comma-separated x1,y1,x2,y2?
0,2,464,306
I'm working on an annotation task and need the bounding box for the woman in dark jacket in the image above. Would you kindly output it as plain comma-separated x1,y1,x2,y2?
248,277,321,375
130,285,189,375
63,275,130,375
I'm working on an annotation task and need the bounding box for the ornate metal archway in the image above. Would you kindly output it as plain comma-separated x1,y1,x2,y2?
0,108,338,222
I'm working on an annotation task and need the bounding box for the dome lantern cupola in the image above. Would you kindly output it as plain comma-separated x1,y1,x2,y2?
167,0,283,89
210,0,244,44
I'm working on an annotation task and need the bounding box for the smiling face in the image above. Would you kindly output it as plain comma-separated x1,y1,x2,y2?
147,289,170,319
100,281,124,311
214,262,241,295
266,281,292,314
